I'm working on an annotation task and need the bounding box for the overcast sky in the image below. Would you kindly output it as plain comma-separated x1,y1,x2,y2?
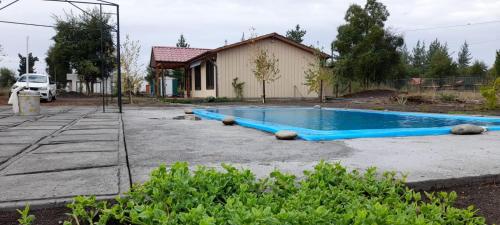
0,0,499,75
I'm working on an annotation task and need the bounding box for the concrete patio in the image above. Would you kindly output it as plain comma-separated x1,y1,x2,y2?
0,105,500,209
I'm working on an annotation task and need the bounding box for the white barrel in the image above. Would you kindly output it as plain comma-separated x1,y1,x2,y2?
18,90,40,116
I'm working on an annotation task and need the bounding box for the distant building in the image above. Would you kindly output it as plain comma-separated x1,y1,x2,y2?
66,73,113,94
150,32,331,99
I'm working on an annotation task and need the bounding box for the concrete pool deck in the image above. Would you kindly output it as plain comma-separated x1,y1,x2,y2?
0,105,500,208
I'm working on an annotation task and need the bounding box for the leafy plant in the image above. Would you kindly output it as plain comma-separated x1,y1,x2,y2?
17,204,35,225
62,162,486,225
480,77,500,109
231,77,245,100
304,48,333,102
439,93,458,102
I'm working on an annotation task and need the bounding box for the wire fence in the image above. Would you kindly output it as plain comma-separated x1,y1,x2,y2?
383,76,491,93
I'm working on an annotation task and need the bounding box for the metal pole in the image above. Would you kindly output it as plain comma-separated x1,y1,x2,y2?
26,36,30,89
100,4,105,112
116,4,122,113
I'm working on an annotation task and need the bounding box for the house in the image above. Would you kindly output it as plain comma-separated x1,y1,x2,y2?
66,73,113,94
150,33,331,99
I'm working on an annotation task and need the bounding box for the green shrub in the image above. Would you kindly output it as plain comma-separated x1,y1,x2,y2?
480,78,500,109
17,204,35,225
63,162,485,225
438,93,458,102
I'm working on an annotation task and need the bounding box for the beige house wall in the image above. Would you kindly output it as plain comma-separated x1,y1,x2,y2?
190,61,216,98
216,38,332,99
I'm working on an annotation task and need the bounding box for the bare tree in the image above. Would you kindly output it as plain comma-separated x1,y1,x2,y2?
251,47,280,104
121,35,143,104
304,48,333,102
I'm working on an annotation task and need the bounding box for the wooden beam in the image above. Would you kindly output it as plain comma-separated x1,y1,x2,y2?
155,68,160,97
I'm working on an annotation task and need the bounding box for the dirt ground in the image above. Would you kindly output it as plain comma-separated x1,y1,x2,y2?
1,89,498,116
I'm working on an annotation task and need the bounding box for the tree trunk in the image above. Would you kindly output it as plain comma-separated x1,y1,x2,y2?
85,81,91,96
128,78,133,104
262,80,266,104
319,80,323,103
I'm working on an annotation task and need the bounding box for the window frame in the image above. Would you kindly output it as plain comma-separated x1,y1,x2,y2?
206,61,215,90
194,66,201,90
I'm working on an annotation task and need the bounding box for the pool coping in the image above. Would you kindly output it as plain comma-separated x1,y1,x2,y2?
193,107,500,141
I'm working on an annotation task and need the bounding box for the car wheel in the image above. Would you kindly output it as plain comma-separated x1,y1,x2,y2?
47,92,53,102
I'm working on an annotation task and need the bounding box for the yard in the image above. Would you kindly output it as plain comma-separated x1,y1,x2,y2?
0,90,499,224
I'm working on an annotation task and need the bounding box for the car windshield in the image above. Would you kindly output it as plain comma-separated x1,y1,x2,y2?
18,75,47,83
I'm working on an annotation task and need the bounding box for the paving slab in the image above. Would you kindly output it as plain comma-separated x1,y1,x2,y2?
0,145,29,158
0,167,119,202
3,151,118,175
46,133,118,143
34,142,118,153
0,135,44,144
60,128,118,135
69,124,118,130
9,125,62,130
0,130,53,137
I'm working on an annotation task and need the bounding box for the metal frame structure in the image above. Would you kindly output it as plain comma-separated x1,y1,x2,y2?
0,0,122,113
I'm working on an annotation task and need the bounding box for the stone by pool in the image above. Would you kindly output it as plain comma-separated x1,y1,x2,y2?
194,107,500,141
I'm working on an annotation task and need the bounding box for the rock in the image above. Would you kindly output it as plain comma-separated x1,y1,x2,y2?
184,108,193,114
275,130,298,140
451,124,486,135
313,105,321,109
222,116,236,125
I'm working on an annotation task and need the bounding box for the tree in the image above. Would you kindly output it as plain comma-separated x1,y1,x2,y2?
332,0,404,88
251,48,280,104
286,24,306,43
427,48,456,78
425,39,456,78
304,48,332,102
176,34,190,48
241,32,245,42
0,44,4,62
121,35,143,104
457,41,472,75
469,60,487,77
17,53,39,75
495,50,500,78
48,9,116,94
231,77,245,100
0,67,16,87
410,41,427,76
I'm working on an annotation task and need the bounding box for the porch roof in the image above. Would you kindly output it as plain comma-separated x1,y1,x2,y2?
150,46,211,69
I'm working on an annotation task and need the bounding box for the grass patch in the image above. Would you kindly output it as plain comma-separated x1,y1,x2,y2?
57,162,485,225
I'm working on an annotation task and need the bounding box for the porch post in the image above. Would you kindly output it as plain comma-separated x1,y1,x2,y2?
155,67,160,97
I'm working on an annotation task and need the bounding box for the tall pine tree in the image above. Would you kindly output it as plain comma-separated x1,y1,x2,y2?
410,41,427,76
17,53,39,75
286,24,306,43
176,34,190,48
457,41,472,75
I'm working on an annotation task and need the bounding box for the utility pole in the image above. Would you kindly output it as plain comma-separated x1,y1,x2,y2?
26,36,30,89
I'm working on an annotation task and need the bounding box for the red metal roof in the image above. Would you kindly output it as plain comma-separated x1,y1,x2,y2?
152,46,210,63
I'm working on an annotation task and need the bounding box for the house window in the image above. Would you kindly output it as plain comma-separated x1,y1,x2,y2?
194,66,201,90
206,61,214,90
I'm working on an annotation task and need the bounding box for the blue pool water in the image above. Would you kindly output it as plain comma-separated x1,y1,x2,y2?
194,107,500,141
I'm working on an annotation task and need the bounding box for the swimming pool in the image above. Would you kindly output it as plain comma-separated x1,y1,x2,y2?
193,107,500,141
